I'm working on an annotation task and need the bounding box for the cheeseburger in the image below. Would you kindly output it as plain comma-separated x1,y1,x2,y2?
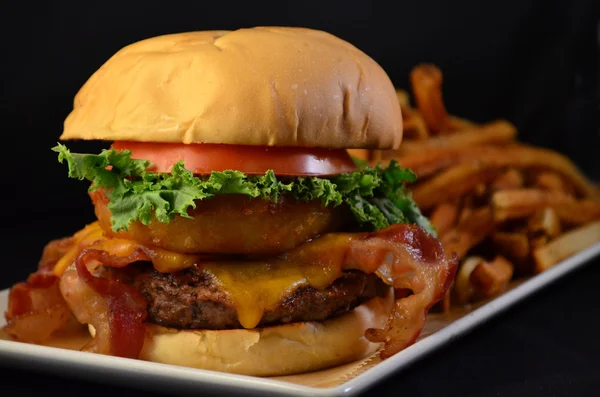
4,27,457,376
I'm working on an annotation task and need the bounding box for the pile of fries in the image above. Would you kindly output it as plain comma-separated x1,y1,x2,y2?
353,64,600,311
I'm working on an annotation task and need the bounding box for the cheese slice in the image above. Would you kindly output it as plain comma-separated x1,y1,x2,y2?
53,222,105,276
52,224,345,329
203,260,343,328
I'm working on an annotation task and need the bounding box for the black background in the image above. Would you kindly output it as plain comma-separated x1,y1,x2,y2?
1,1,599,396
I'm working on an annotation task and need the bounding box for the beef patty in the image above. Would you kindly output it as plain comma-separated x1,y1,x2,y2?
133,268,388,329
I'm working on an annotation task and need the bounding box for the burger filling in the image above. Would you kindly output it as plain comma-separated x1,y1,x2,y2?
4,142,457,361
135,268,387,330
91,190,348,254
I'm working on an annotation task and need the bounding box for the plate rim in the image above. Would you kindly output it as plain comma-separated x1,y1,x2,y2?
1,243,599,397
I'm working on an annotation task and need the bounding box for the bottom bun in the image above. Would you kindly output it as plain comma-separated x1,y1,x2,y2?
91,287,393,376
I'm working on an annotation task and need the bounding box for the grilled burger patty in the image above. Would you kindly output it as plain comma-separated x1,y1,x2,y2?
133,268,388,329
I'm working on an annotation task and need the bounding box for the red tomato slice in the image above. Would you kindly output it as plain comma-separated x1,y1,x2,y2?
111,141,357,176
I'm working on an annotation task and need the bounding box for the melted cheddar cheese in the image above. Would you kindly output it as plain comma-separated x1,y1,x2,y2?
52,223,345,329
53,222,105,276
203,260,342,328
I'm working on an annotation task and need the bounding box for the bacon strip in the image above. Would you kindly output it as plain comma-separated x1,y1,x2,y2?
4,273,73,342
289,223,457,358
29,223,455,361
3,236,77,342
38,237,74,272
352,227,456,358
59,248,149,358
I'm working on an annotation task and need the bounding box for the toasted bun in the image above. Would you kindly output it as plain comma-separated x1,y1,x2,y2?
61,27,402,149
90,287,393,376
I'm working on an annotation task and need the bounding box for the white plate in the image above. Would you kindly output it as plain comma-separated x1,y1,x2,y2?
1,243,599,397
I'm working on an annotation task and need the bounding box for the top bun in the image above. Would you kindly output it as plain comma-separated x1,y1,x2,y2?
61,27,402,149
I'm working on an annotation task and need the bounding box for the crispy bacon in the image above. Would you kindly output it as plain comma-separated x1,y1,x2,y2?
60,248,149,358
3,237,77,342
289,223,457,358
4,273,73,342
359,225,457,358
38,237,75,272
33,223,455,362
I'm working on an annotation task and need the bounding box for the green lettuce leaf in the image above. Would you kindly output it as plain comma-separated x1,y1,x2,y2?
53,143,433,234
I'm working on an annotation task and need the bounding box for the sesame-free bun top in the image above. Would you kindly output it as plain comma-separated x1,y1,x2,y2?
61,27,403,149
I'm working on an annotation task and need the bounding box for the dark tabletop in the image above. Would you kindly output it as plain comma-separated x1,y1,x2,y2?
2,258,599,397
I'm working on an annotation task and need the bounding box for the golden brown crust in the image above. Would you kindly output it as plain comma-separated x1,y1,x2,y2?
61,27,402,149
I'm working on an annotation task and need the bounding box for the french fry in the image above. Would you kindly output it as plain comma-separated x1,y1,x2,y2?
381,64,600,311
491,169,524,191
458,206,474,224
429,202,459,237
527,207,561,239
397,120,517,155
454,256,484,304
396,89,411,109
410,64,449,134
394,144,599,199
442,207,495,259
458,195,475,223
402,108,430,140
470,256,514,299
441,289,452,313
491,232,530,266
412,164,499,210
529,235,549,249
370,149,382,164
492,189,600,224
475,183,488,196
388,147,463,176
533,171,569,194
346,149,370,162
533,221,600,272
447,115,478,131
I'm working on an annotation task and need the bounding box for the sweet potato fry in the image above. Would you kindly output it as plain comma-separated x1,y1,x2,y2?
470,256,514,299
412,164,499,210
442,207,495,259
491,232,530,266
492,189,600,224
398,120,517,155
410,64,449,134
533,221,600,272
429,202,459,237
